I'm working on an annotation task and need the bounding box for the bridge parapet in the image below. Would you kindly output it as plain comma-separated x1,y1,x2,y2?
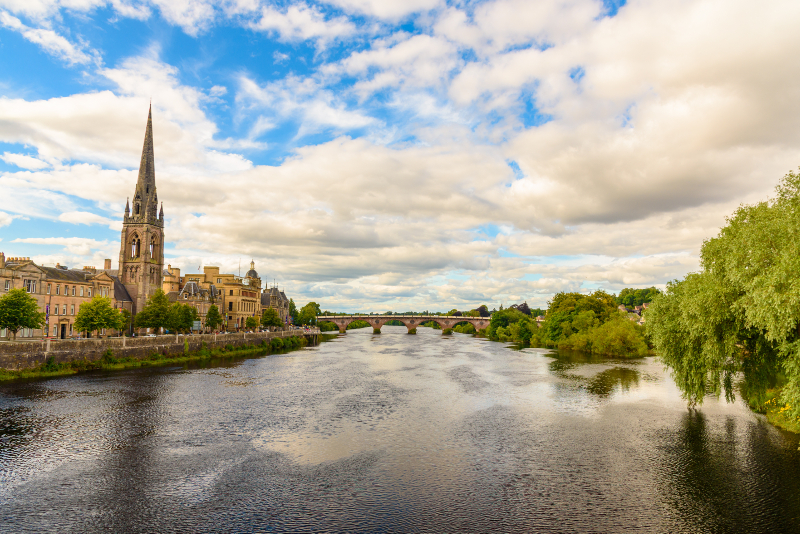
317,315,490,334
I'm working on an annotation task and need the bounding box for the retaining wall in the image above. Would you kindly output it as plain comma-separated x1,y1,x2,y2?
0,329,320,371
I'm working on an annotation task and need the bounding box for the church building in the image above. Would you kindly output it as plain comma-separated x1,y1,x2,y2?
118,106,165,315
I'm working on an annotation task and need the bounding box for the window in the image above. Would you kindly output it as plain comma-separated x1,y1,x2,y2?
184,295,188,299
228,302,233,311
70,305,75,315
69,325,73,336
47,284,51,294
72,287,75,296
88,288,92,297
217,278,221,284
4,280,9,291
80,287,84,296
64,285,68,295
53,326,57,336
53,305,58,316
56,285,60,295
229,290,233,296
24,280,36,293
62,305,67,315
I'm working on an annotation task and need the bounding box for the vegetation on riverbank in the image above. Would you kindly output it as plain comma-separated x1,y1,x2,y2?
485,292,649,358
0,336,310,382
646,169,800,433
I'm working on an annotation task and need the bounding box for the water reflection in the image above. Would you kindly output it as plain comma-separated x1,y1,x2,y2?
0,327,799,533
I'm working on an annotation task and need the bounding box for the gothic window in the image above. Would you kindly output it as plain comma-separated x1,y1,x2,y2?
150,236,157,259
135,203,140,215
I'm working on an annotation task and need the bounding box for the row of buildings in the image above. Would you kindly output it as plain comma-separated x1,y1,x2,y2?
0,107,291,340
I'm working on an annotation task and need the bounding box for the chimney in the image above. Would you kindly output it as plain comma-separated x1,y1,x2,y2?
104,258,111,270
0,252,4,268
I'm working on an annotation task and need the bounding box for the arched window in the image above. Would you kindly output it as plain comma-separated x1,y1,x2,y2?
135,203,140,215
150,236,157,259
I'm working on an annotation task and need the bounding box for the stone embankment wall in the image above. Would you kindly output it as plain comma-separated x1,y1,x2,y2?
0,329,320,371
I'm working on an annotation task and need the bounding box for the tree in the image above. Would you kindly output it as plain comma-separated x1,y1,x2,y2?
245,316,258,330
261,307,282,328
205,304,222,331
510,302,532,315
134,289,170,333
119,309,132,335
296,302,319,326
647,169,800,415
165,303,197,333
74,296,125,337
0,288,45,341
475,305,490,317
289,298,298,324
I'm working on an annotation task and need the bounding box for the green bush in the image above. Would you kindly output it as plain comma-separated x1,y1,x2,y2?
442,328,453,335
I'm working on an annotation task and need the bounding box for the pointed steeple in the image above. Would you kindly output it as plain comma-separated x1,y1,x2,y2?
125,197,130,216
132,104,157,222
159,202,163,220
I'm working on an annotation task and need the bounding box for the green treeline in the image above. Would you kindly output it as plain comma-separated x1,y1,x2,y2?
646,169,800,432
487,291,649,358
0,336,309,382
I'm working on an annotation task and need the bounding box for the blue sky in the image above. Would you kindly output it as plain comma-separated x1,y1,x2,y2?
0,0,798,312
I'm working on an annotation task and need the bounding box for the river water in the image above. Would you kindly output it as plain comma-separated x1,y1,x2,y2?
1,326,799,533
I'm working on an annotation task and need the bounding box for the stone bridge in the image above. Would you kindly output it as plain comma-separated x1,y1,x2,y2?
317,315,490,334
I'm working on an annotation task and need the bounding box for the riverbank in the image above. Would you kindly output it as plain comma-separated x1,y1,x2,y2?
0,336,310,382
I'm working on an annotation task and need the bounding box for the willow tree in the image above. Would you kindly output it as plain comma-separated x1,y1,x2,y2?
647,169,800,415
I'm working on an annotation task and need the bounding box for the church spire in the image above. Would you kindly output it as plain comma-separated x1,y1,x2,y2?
132,104,157,222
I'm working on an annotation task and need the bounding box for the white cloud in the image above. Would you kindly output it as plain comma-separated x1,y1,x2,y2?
321,0,440,20
0,211,14,228
0,10,100,65
249,3,355,43
1,152,50,169
12,237,109,256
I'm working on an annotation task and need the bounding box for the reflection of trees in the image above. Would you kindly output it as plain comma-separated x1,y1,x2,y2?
586,367,640,396
654,410,800,532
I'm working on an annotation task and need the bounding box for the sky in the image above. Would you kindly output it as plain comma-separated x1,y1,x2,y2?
0,0,798,313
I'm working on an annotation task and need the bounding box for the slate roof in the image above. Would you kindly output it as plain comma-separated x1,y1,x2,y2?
111,276,133,302
39,266,92,283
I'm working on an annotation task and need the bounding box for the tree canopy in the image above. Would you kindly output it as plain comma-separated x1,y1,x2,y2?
74,296,125,337
261,307,282,328
165,303,198,333
0,288,45,340
133,289,170,332
647,169,800,416
295,302,320,326
617,287,662,308
205,304,222,331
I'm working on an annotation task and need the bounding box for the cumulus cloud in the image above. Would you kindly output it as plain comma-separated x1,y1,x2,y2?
0,11,100,65
249,3,355,43
12,237,110,256
0,152,50,169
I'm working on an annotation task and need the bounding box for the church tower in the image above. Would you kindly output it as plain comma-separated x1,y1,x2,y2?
119,105,165,314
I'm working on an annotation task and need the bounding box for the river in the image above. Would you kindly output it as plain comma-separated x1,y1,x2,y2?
1,325,799,533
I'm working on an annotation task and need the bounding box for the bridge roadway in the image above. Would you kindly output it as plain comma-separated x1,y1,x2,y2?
317,315,490,334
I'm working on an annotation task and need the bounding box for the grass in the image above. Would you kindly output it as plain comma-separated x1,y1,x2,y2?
760,390,800,434
0,336,310,383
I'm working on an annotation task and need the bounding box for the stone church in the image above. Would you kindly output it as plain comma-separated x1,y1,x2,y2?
118,106,165,314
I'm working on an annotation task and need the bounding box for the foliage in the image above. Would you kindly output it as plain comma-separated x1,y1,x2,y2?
245,317,258,330
119,309,132,334
421,320,442,329
165,303,198,333
133,289,170,332
647,169,800,419
442,328,453,335
289,298,298,323
74,296,125,337
347,320,371,329
205,305,222,331
486,290,647,357
0,288,45,340
474,305,490,317
261,307,282,328
509,302,532,315
296,302,320,326
318,321,339,332
454,322,476,334
617,287,662,308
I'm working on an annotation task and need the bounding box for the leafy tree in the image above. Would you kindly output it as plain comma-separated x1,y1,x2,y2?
245,316,258,330
261,307,282,328
134,289,170,333
165,303,198,333
475,305,490,317
205,304,222,331
0,288,45,340
74,296,125,337
288,298,298,323
617,287,662,308
648,169,800,416
296,302,319,326
510,302,532,315
119,308,132,335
